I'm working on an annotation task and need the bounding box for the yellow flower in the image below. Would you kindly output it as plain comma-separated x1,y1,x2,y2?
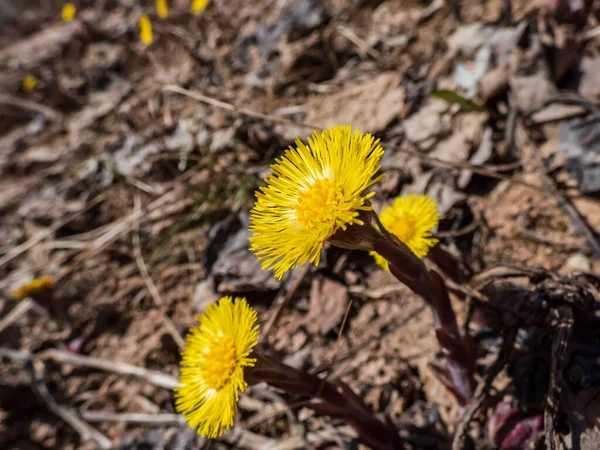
139,15,153,45
12,275,56,299
22,76,37,92
249,125,384,279
371,194,439,270
191,0,209,14
61,3,76,22
156,0,168,18
175,296,260,438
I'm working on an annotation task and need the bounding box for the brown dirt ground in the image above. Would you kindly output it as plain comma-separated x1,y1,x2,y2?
2,0,600,449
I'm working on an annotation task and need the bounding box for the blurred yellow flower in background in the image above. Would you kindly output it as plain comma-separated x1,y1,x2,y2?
156,0,168,18
12,275,55,299
371,194,439,270
61,3,76,21
22,75,37,92
249,125,384,279
139,14,153,45
175,296,259,438
191,0,209,14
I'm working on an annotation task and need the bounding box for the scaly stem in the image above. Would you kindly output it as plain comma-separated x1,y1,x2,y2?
246,350,405,450
374,238,475,405
328,209,475,405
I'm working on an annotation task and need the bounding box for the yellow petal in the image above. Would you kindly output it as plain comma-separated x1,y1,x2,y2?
372,194,440,270
191,0,210,14
156,0,168,18
61,3,76,21
175,297,259,438
139,15,153,45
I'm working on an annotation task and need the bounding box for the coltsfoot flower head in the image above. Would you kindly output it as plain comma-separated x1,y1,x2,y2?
371,194,439,270
12,275,55,299
156,0,168,18
139,14,153,45
175,296,259,438
61,3,76,22
249,125,385,279
22,76,37,93
191,0,210,14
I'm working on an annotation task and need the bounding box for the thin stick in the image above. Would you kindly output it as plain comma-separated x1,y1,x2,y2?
335,26,381,59
163,85,322,130
132,195,162,307
261,263,311,341
0,348,112,450
0,298,33,336
312,304,428,380
131,196,184,348
162,84,590,201
38,349,178,389
61,189,180,279
452,327,518,450
163,315,186,350
530,142,600,258
31,363,112,449
0,194,105,269
323,299,353,383
80,411,185,426
0,93,62,122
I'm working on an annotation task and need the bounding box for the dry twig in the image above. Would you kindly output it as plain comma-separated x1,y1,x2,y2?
0,93,62,122
162,84,597,203
132,195,162,307
38,348,178,389
0,348,112,450
80,411,185,426
517,206,582,251
530,143,600,258
452,327,518,450
0,298,33,336
261,263,311,341
0,194,105,271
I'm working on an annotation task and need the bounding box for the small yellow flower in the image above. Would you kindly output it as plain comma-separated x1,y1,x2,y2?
61,3,76,22
191,0,210,14
22,75,37,92
139,14,153,45
12,275,56,299
156,0,168,18
175,296,260,438
371,194,440,270
249,125,384,279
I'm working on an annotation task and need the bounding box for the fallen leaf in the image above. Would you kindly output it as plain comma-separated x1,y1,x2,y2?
403,98,451,146
303,72,405,134
578,57,600,102
558,113,600,193
509,71,558,113
305,277,349,335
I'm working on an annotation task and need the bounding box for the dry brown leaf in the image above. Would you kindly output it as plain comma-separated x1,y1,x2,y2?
304,72,405,133
305,277,349,335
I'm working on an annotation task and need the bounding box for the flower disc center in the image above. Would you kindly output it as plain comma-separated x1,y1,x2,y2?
389,214,416,243
203,336,237,390
295,178,344,228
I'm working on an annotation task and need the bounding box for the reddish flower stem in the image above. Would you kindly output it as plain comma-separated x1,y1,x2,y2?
374,238,475,405
247,350,405,450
